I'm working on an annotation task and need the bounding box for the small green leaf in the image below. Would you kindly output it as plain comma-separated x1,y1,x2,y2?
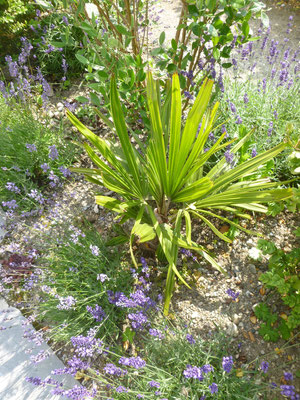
213,47,220,60
76,95,89,103
122,327,136,344
261,11,269,28
171,39,178,51
90,92,101,107
75,53,89,65
115,24,131,36
159,31,166,45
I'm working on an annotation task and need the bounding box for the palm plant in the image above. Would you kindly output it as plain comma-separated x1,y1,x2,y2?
67,72,292,315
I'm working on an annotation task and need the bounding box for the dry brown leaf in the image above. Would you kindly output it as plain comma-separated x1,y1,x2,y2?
193,271,202,281
123,340,130,351
75,371,86,380
280,313,288,321
248,331,255,342
275,347,284,355
260,287,266,295
242,331,249,339
250,315,257,324
219,224,230,233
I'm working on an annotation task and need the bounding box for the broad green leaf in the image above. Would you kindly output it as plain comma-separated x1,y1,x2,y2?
184,211,192,245
159,31,166,45
110,76,143,196
75,53,89,65
168,73,182,194
172,177,213,202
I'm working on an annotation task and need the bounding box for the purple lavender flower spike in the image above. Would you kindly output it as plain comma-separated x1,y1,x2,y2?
260,361,269,373
222,356,234,373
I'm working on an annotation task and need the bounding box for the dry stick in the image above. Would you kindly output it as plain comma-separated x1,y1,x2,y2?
124,0,139,56
109,0,128,27
102,2,124,44
141,0,149,50
135,0,142,49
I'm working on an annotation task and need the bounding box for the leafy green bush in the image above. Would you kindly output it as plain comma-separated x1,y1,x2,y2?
68,72,292,315
0,97,78,212
28,1,84,79
253,235,300,341
0,0,35,57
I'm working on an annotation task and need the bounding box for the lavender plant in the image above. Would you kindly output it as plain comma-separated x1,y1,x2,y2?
216,16,300,181
25,262,299,399
28,3,84,80
31,223,133,342
0,95,77,213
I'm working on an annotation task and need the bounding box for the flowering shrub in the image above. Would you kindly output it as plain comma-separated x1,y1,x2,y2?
216,16,300,181
32,223,133,342
0,97,77,214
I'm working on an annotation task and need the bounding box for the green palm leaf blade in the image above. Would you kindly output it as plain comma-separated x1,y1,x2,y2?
95,195,139,213
168,73,182,193
208,143,288,194
183,210,192,245
211,206,252,219
146,205,191,287
231,203,268,213
174,102,220,189
183,133,234,186
163,210,183,315
197,188,293,208
172,177,213,203
66,109,122,169
132,223,156,244
177,237,227,275
194,208,261,236
191,210,232,243
206,128,255,180
146,72,168,197
83,143,138,196
130,206,145,268
110,75,143,196
161,79,172,146
171,79,214,187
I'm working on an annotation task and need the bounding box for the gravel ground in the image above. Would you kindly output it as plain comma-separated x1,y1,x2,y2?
0,0,299,397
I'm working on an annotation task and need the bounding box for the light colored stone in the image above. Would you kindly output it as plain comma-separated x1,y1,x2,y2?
0,298,79,400
248,264,257,274
56,102,64,111
232,313,241,324
226,322,239,337
0,207,6,242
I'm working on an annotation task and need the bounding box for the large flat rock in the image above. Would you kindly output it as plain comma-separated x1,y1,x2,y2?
0,298,80,400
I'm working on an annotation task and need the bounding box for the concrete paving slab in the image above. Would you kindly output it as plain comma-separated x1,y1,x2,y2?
0,298,80,400
0,207,6,241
